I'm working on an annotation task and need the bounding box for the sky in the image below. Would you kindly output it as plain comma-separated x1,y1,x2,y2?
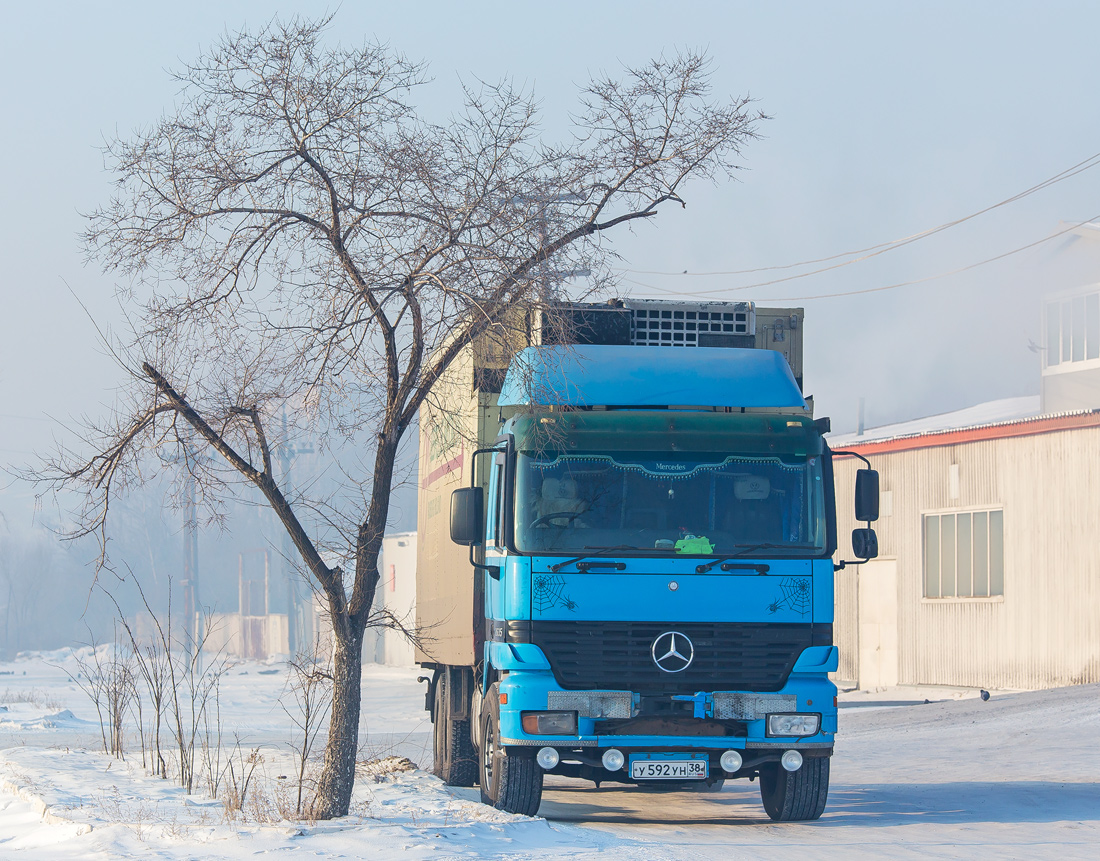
2,1,1099,534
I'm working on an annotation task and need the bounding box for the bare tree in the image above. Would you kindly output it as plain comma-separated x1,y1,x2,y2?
68,635,111,755
67,624,136,760
37,17,762,817
282,639,334,816
0,516,88,656
111,577,175,778
104,574,229,793
103,627,136,760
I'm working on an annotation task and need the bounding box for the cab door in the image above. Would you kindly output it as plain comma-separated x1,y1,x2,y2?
484,451,509,625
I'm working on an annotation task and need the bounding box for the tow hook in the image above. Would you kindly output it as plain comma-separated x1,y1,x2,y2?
670,692,713,719
417,675,433,716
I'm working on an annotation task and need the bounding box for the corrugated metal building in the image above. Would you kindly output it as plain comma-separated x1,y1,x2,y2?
830,404,1100,690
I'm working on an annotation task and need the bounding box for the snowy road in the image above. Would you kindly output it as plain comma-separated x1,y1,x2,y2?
2,652,1098,859
530,685,1100,858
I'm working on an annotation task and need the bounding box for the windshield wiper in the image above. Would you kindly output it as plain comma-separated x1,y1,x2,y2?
730,542,821,566
696,543,821,574
695,557,770,574
549,545,639,573
732,542,821,554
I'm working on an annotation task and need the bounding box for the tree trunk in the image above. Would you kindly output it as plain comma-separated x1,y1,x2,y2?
312,620,365,818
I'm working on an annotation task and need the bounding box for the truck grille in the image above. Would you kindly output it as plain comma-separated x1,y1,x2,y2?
528,621,814,695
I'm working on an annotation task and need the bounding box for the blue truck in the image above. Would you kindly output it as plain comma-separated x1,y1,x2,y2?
416,300,878,821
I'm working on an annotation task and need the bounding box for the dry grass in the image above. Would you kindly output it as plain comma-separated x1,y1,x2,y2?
0,688,64,710
217,751,328,824
1,762,46,798
219,772,329,824
94,786,158,841
356,755,418,783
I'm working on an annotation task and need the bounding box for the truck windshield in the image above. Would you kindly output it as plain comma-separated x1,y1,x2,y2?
511,412,827,556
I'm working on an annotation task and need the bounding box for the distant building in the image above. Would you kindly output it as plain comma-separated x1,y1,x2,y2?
1041,281,1100,411
366,531,417,667
200,533,417,666
201,548,289,660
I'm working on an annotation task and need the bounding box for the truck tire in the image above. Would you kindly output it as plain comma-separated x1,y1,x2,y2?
478,686,543,816
432,668,477,787
759,755,830,821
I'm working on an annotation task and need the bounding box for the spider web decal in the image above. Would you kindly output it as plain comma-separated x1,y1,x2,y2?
771,577,812,617
533,573,576,613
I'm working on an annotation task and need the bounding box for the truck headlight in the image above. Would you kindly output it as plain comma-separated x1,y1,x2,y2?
521,711,578,735
766,713,821,737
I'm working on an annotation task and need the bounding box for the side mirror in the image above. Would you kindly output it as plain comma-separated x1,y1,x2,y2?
449,487,484,545
854,469,880,522
852,528,878,560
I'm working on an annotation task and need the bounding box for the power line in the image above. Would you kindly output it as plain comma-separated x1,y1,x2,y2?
612,149,1100,286
624,215,1100,303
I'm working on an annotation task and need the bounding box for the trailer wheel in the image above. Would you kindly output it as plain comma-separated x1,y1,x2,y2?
431,668,477,787
759,755,830,821
478,685,543,816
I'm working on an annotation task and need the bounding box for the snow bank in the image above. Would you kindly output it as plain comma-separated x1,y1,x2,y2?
1,654,1098,859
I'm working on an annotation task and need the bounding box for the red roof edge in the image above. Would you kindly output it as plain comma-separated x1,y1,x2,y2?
832,410,1100,456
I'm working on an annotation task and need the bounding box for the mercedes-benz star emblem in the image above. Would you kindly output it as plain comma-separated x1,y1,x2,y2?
651,631,694,673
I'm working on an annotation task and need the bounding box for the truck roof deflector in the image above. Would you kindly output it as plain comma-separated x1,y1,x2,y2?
497,345,807,410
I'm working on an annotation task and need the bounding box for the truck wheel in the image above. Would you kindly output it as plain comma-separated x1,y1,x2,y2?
432,668,477,787
478,686,543,816
759,755,830,821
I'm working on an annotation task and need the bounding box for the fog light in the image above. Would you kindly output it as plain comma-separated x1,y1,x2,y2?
602,748,625,772
536,747,560,770
781,750,803,772
521,711,577,735
719,750,743,773
766,713,821,737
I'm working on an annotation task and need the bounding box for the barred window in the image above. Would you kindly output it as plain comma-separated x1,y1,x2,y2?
923,509,1003,598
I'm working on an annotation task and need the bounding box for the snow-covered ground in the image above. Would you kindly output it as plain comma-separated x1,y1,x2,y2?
2,651,1098,859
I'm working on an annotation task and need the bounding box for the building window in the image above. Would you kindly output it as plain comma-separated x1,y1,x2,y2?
923,509,1003,598
1044,289,1100,368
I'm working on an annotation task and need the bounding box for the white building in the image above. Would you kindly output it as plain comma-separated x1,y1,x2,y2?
827,270,1100,691
830,393,1100,691
1041,280,1100,412
366,531,417,667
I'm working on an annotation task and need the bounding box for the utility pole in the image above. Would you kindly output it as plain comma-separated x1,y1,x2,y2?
278,407,313,655
178,441,201,659
530,194,590,300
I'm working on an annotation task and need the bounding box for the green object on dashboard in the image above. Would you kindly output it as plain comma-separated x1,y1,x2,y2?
675,535,713,554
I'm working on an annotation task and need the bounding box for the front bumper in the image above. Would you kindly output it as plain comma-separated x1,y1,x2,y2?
493,644,838,751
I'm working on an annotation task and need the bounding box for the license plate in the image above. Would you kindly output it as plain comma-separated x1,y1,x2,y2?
630,757,708,780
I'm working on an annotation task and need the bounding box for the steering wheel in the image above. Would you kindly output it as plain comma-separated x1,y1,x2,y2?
531,511,582,528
